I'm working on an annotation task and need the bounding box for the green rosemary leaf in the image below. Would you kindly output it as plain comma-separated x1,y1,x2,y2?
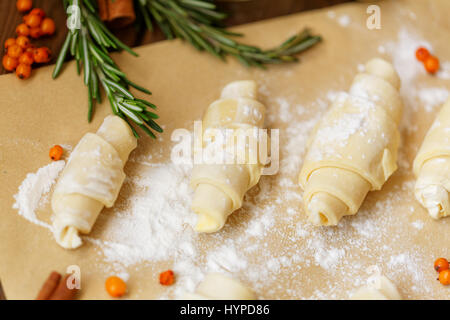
138,123,156,139
119,101,144,112
81,31,90,85
138,0,153,32
83,0,95,13
179,0,216,10
103,63,126,77
118,104,144,124
52,32,72,79
144,110,159,119
145,118,163,133
70,30,78,56
123,79,152,95
103,78,134,99
87,77,94,122
135,99,157,109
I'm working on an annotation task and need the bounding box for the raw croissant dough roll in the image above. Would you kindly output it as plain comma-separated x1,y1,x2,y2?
413,98,450,219
182,273,256,300
299,58,403,226
350,275,402,300
190,80,266,232
52,115,137,249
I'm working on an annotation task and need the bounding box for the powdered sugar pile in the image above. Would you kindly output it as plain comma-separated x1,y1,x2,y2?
13,160,65,230
86,163,197,266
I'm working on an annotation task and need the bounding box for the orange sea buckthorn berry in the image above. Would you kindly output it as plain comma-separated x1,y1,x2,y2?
159,270,175,286
105,276,127,298
16,63,31,79
16,23,30,36
24,13,42,28
18,52,33,65
15,35,30,49
33,47,51,63
2,55,19,72
415,47,430,62
29,27,42,39
30,8,45,19
16,0,33,12
40,18,56,35
4,38,16,49
7,44,23,59
439,269,450,285
49,145,63,161
434,258,449,273
424,56,440,74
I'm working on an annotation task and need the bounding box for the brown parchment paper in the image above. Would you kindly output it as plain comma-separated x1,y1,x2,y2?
1,0,449,300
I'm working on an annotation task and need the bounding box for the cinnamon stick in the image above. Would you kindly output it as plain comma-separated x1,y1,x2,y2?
49,274,78,300
36,272,78,300
36,271,61,300
97,0,136,29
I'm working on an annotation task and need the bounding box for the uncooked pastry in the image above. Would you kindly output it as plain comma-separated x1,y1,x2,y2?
299,58,403,226
413,98,450,219
350,275,402,300
190,80,267,232
182,273,256,300
51,115,137,249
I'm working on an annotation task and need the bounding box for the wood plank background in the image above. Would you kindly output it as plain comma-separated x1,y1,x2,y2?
0,0,352,300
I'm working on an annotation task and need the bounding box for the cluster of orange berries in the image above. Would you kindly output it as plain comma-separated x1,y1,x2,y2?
434,258,450,285
2,0,55,79
415,47,440,74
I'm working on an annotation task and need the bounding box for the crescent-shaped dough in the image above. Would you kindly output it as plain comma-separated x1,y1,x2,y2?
182,273,256,300
299,58,403,226
350,275,402,300
190,80,266,232
413,98,450,219
51,115,137,249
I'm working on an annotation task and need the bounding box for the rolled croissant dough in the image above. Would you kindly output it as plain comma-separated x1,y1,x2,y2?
182,273,256,300
350,275,402,300
413,98,450,219
190,80,267,233
299,58,403,226
51,115,137,249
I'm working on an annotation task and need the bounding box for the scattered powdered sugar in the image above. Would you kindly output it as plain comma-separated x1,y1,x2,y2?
411,220,424,230
437,61,450,80
337,15,351,27
417,87,449,112
86,163,197,266
12,160,65,230
326,10,351,27
275,97,293,123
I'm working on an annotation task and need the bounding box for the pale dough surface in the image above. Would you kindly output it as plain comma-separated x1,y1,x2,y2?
182,273,256,300
299,58,403,226
190,80,267,232
52,116,137,249
413,99,450,219
350,275,402,300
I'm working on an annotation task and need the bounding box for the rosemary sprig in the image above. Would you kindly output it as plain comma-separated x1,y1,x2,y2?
53,0,162,138
137,0,322,67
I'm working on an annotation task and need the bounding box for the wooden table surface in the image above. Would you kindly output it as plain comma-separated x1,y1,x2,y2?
0,0,352,300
